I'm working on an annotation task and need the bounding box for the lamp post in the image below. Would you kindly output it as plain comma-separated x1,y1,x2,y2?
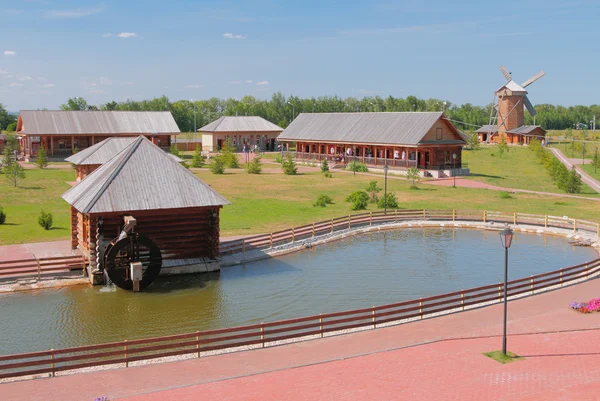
452,153,457,188
368,101,376,112
582,142,586,165
383,165,389,214
287,101,295,122
499,225,514,356
353,146,357,176
595,147,598,174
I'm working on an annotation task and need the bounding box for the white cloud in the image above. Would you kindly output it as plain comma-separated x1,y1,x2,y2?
0,69,8,74
185,84,205,89
37,76,48,81
43,83,56,88
256,81,269,86
45,7,104,19
18,76,34,81
228,80,241,85
102,33,113,37
223,33,247,39
9,83,23,87
4,50,16,56
116,32,137,38
245,80,253,84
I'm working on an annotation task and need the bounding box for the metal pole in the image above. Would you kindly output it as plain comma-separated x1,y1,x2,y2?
502,247,509,356
193,104,197,134
595,148,598,174
453,159,456,188
384,167,388,214
582,143,585,165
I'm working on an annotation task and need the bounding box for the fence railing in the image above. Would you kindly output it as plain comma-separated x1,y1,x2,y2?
0,255,86,281
220,210,600,256
2,254,599,380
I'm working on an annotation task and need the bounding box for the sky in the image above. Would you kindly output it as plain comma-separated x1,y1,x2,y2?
0,0,598,111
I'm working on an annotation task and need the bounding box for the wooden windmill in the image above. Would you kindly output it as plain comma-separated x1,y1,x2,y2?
488,66,545,141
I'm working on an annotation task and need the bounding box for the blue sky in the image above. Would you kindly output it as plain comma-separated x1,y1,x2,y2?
0,0,598,111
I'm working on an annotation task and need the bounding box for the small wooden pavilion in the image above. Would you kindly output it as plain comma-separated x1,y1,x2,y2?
62,136,229,279
199,116,283,152
278,112,468,174
66,136,182,181
16,110,180,158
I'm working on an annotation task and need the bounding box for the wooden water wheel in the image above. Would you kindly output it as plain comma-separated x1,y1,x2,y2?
103,233,162,291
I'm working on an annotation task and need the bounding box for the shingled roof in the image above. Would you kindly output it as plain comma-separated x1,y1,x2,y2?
198,116,283,132
506,125,546,134
18,111,180,135
62,136,229,214
65,137,182,166
277,112,464,146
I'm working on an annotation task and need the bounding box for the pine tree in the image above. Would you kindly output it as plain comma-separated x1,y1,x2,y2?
282,154,298,175
191,145,206,168
4,158,25,187
247,155,262,174
498,135,508,156
208,155,225,174
221,140,239,168
321,158,329,172
36,146,48,169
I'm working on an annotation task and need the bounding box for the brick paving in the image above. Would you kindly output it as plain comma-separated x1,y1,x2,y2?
2,277,600,401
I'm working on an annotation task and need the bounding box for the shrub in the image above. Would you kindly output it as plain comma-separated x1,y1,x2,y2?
169,144,180,157
321,158,329,172
498,191,512,199
208,155,225,174
498,135,509,156
191,145,206,168
36,146,48,169
559,166,582,194
275,154,284,164
221,141,239,168
377,192,399,209
406,167,420,188
324,172,333,178
5,122,16,132
0,206,6,225
38,210,53,230
467,131,480,149
247,156,262,174
365,181,382,203
282,154,298,175
313,194,334,207
345,191,369,210
346,161,369,172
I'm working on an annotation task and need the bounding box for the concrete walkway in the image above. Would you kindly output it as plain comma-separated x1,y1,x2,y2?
3,276,600,401
550,147,600,193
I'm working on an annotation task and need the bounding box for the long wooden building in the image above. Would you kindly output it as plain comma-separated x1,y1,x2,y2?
199,116,283,152
278,112,469,175
62,136,229,281
16,110,180,158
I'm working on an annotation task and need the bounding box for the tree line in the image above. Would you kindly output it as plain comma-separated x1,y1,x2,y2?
2,94,599,132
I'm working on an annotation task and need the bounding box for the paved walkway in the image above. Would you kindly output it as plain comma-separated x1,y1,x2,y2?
3,276,600,400
550,147,600,193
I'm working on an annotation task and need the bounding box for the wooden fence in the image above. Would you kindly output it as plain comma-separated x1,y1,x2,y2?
220,210,600,256
0,255,86,281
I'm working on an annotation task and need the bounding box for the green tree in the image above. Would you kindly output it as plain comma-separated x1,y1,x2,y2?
4,158,25,187
0,206,5,225
2,147,12,168
498,135,509,156
221,140,239,168
169,144,180,157
467,131,480,149
345,191,369,210
5,133,18,152
321,158,329,172
282,154,298,175
61,97,89,111
406,167,420,188
313,194,334,207
36,146,48,169
247,155,263,174
377,192,399,209
365,181,382,203
191,145,205,168
0,103,16,130
559,166,582,194
37,210,53,230
5,122,16,132
208,155,225,174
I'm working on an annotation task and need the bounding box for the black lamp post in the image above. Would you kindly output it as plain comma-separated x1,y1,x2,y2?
383,165,389,214
595,147,598,174
582,142,586,165
452,153,457,188
353,146,357,176
499,225,514,356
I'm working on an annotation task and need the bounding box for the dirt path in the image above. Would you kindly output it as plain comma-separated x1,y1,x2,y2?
550,147,600,193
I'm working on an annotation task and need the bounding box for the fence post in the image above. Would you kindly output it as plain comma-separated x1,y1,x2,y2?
242,239,246,254
261,322,265,347
395,209,398,223
453,209,456,222
545,215,548,228
124,340,128,367
422,209,426,220
50,349,55,377
312,223,315,238
419,298,423,319
573,219,577,233
560,269,563,287
372,306,376,328
597,223,600,238
586,264,589,279
320,314,323,338
196,331,201,358
498,283,502,300
513,212,517,225
461,290,465,311
330,219,334,233
530,276,534,295
269,233,273,248
292,228,295,242
35,255,41,281
348,215,351,229
370,212,372,226
483,210,487,223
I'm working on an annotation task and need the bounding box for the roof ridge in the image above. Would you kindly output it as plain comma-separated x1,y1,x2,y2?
81,136,144,213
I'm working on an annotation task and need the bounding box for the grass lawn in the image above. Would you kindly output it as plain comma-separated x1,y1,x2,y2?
483,350,523,364
547,130,600,141
548,142,597,160
463,146,599,196
580,163,600,181
2,163,600,245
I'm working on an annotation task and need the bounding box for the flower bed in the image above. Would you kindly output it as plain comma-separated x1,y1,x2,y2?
570,298,600,314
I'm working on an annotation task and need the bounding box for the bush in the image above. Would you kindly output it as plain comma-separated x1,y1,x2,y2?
467,131,480,149
5,122,16,132
324,172,333,178
321,158,329,172
345,191,369,210
346,161,369,172
282,154,298,175
377,192,399,209
313,194,334,207
406,167,420,188
365,181,382,203
169,144,180,157
38,210,53,230
36,146,48,169
208,155,225,174
275,154,284,164
221,141,239,168
190,145,205,168
559,166,582,194
247,156,262,174
498,191,512,199
0,206,6,225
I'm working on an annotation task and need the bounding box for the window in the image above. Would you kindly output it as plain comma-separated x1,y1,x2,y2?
436,128,443,140
409,152,416,161
445,151,450,164
59,141,65,150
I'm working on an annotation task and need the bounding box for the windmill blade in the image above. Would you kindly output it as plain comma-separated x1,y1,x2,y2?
522,71,546,88
500,65,512,81
523,95,536,116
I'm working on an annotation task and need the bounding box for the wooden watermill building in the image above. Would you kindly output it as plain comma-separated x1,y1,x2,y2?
16,110,180,158
62,136,229,276
278,112,469,176
66,136,182,181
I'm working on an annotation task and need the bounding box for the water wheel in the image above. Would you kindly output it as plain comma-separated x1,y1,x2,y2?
103,233,162,291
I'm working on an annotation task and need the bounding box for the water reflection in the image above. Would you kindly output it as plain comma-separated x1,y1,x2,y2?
0,228,596,355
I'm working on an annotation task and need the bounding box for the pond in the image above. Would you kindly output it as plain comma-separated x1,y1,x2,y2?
0,228,596,355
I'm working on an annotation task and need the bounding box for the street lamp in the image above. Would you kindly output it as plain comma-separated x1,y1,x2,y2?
287,101,295,122
368,101,376,112
353,146,357,176
582,142,586,165
595,147,598,174
383,165,389,214
499,225,514,356
452,153,457,188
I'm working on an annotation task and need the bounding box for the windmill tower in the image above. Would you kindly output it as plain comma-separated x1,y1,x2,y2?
488,66,545,142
